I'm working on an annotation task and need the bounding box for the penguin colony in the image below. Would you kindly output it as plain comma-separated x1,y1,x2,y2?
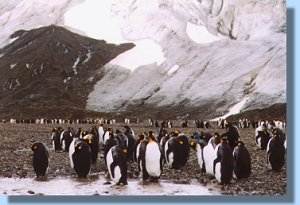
32,120,286,186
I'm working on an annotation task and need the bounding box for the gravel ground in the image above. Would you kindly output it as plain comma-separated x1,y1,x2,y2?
0,123,287,195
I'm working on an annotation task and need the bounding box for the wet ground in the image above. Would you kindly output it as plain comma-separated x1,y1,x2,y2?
0,175,218,195
0,123,287,196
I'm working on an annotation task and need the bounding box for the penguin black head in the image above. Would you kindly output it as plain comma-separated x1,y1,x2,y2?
148,131,156,141
174,130,180,136
214,133,221,145
31,142,46,153
221,136,228,143
138,134,145,141
237,141,245,147
226,122,232,128
189,139,197,150
74,140,86,151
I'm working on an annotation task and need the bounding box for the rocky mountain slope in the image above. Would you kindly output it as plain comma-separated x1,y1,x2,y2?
0,25,134,119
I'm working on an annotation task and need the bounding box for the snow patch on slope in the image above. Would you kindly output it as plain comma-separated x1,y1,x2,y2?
212,97,249,120
186,22,224,44
110,39,165,71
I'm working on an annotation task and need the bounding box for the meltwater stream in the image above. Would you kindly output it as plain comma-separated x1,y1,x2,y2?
0,176,219,195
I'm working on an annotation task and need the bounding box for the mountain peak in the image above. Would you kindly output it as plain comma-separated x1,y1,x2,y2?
0,25,134,119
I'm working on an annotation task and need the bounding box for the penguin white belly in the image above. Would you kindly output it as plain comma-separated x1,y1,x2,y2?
266,139,271,153
204,144,218,176
113,166,121,183
62,140,66,151
164,139,170,164
215,162,221,183
60,131,65,144
257,137,261,148
103,132,110,145
69,140,75,168
168,152,174,168
196,144,203,170
52,141,55,150
136,143,141,161
284,139,287,149
266,139,273,169
106,148,121,183
145,142,161,177
98,127,104,144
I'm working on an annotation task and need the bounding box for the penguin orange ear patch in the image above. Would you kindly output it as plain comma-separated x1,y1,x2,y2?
32,145,37,150
190,141,195,146
179,141,183,144
123,149,128,153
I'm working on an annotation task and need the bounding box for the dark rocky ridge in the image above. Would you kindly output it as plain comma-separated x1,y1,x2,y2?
0,25,134,119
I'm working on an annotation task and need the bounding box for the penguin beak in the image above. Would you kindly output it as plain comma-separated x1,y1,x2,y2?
78,146,82,150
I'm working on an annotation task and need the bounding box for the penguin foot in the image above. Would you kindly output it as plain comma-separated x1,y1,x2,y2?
36,175,47,181
149,177,159,183
105,172,110,179
117,181,128,186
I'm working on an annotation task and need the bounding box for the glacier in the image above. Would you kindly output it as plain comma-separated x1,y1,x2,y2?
0,0,286,118
87,0,286,117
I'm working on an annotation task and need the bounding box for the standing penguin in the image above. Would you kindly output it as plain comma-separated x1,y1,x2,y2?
213,137,234,184
137,131,162,182
134,134,145,163
31,142,49,179
255,124,271,150
60,127,74,152
233,141,251,179
222,123,240,151
164,132,190,169
69,138,92,178
267,129,286,171
124,126,136,161
106,134,128,185
51,127,62,152
82,126,100,164
98,124,105,145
